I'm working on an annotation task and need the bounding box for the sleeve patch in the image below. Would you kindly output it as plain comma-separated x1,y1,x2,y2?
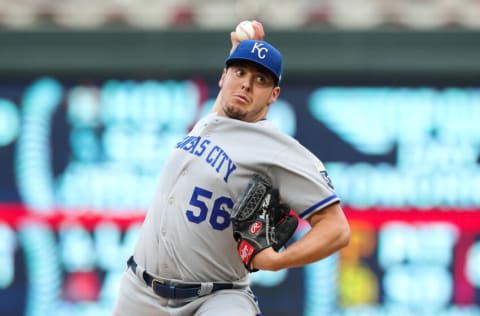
320,170,335,190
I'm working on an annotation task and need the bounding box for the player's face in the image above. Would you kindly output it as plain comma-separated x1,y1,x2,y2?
218,62,280,122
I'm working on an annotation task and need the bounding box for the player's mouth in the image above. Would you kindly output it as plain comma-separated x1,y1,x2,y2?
233,94,250,104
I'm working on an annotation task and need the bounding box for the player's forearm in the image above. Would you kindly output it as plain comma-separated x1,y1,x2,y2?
252,203,350,271
279,217,350,269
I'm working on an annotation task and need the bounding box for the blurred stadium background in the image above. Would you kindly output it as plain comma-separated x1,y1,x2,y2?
1,1,480,315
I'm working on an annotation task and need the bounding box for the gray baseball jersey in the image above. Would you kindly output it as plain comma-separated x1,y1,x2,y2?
132,112,339,284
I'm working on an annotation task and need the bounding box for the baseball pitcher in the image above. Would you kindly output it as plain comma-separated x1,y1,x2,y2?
113,20,350,316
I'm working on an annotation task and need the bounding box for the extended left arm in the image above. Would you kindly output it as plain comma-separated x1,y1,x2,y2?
251,202,351,271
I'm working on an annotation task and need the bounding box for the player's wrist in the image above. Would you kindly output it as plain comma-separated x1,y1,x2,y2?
251,247,282,272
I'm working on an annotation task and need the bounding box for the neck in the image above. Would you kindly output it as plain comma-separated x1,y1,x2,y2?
211,96,225,116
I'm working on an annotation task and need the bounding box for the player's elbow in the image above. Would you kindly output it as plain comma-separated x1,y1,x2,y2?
336,220,351,250
331,205,351,250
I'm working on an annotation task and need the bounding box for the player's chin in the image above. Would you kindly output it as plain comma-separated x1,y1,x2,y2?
224,105,247,120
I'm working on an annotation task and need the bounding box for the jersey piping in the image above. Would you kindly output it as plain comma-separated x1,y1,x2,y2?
299,194,340,219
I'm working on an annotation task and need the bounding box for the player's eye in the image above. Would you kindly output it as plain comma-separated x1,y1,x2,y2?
234,68,245,77
255,74,274,87
256,76,267,85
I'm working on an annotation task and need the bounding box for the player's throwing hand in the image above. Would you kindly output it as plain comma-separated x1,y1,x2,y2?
230,20,265,54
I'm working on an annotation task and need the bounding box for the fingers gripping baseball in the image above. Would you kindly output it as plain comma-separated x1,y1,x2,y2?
250,20,265,40
231,175,298,272
229,20,265,54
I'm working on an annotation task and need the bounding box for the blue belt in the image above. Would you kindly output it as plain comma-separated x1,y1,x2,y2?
127,256,234,299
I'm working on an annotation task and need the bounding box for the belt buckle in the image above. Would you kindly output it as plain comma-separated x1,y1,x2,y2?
152,278,177,298
151,278,166,290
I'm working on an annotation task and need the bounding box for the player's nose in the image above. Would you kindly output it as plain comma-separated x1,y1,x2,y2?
240,75,253,91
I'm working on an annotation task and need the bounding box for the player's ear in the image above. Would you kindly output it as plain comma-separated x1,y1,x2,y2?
267,86,281,105
218,68,227,88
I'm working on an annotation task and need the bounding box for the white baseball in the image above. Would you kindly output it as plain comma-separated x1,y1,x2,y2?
235,20,256,41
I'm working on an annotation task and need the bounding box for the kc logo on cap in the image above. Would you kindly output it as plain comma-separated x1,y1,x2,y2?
251,42,268,59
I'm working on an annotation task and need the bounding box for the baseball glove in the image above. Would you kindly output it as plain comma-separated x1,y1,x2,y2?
231,174,298,272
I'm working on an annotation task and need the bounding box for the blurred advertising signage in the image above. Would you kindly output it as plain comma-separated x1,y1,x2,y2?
0,79,478,212
308,87,480,209
0,78,479,211
1,78,480,315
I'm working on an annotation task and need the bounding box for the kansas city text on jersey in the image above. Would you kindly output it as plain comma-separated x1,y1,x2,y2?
176,135,237,183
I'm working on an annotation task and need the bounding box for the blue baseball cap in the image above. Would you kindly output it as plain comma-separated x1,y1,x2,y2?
225,40,283,86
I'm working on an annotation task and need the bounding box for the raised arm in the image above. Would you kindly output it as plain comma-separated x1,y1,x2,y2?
211,21,266,114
